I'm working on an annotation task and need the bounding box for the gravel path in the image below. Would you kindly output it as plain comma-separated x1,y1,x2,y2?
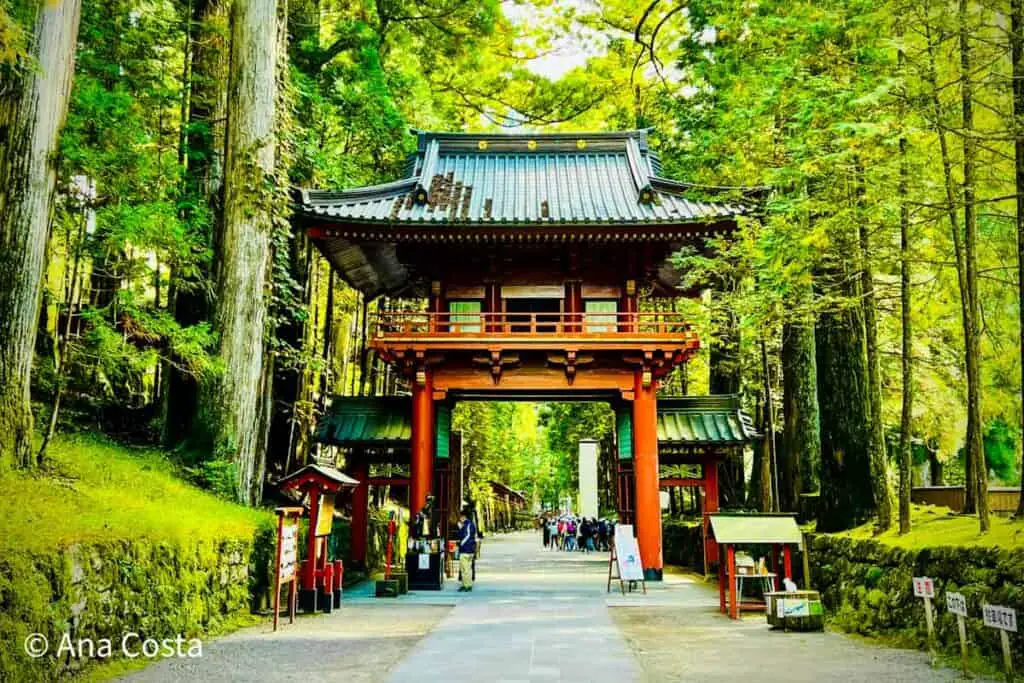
121,603,450,682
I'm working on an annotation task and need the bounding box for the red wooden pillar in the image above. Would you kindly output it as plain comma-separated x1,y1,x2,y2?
620,279,638,332
484,281,501,333
564,280,582,333
348,460,370,567
703,457,720,570
783,545,793,583
410,367,435,518
632,370,662,580
304,488,320,593
727,544,738,619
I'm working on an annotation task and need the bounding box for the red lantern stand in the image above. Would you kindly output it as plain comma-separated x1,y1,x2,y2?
278,464,359,614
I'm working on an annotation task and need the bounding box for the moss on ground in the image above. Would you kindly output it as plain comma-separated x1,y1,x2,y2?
834,504,1024,550
0,432,270,554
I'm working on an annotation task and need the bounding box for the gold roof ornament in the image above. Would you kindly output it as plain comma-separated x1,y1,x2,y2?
477,140,488,150
527,140,537,150
576,139,587,150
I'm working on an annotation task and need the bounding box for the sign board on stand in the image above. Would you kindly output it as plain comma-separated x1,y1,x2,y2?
983,603,1018,680
273,507,303,631
607,525,646,595
912,577,937,663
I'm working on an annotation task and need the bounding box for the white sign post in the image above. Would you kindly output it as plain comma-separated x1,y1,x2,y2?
946,592,969,676
607,525,646,595
913,577,936,661
982,604,1017,681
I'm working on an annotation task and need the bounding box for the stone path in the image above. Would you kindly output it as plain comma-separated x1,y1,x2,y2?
124,530,979,682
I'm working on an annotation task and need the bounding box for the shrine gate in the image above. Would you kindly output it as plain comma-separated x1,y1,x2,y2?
297,130,759,580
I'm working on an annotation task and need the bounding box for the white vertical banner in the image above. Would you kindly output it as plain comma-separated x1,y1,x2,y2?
578,439,599,519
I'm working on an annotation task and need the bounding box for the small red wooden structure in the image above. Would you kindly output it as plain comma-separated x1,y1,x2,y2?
708,513,803,620
278,463,358,613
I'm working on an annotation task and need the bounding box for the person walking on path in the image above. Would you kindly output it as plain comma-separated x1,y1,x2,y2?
457,507,478,592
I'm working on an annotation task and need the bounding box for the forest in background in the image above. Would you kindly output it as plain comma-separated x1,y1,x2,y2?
1,0,1023,534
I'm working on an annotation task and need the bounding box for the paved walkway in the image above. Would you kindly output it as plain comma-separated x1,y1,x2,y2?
125,530,976,682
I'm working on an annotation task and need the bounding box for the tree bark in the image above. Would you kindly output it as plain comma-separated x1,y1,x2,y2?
859,211,892,532
0,0,82,468
815,274,876,532
164,0,231,447
898,31,914,535
781,303,820,510
198,0,279,504
710,294,745,507
959,0,989,531
1012,0,1024,519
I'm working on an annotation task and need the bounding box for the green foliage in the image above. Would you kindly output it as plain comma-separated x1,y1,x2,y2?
189,457,240,501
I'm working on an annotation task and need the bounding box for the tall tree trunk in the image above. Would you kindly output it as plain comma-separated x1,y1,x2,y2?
1013,0,1024,519
710,292,744,506
198,0,279,504
959,0,989,531
923,13,976,515
859,211,892,531
898,30,914,535
781,297,820,510
164,0,230,447
815,268,876,532
0,0,82,468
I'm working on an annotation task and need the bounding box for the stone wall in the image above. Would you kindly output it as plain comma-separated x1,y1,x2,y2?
662,520,705,569
0,531,272,681
810,535,1024,671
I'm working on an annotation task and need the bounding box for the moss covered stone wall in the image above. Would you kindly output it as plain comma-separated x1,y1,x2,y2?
662,520,705,569
0,533,272,681
811,535,1024,671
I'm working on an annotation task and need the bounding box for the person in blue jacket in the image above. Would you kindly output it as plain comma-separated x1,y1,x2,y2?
457,507,478,592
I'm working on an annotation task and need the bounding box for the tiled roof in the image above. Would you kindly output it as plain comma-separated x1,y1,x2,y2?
316,394,758,456
315,397,412,446
656,395,758,446
297,130,758,226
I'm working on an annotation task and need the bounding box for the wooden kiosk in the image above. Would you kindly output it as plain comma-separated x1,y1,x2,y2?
708,513,804,620
278,463,358,612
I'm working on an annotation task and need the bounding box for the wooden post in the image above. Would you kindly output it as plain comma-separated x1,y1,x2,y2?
923,596,936,663
727,545,738,619
718,545,727,614
802,533,812,590
703,458,719,571
273,513,284,631
632,370,662,580
783,545,793,585
1000,630,1013,682
410,368,435,518
348,459,369,567
956,614,969,677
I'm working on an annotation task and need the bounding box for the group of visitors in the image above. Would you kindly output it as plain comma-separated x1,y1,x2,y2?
538,513,614,553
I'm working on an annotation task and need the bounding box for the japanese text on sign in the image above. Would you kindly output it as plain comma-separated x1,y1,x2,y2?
946,592,967,617
982,604,1018,633
279,524,298,582
913,577,935,599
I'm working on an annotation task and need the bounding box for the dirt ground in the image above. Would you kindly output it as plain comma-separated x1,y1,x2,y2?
610,605,974,683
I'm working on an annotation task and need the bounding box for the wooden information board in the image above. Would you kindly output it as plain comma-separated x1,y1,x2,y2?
274,507,303,631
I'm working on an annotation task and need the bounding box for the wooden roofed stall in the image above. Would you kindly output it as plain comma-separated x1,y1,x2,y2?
708,513,804,620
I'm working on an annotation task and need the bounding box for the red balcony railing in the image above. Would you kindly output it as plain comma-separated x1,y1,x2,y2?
370,311,695,339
